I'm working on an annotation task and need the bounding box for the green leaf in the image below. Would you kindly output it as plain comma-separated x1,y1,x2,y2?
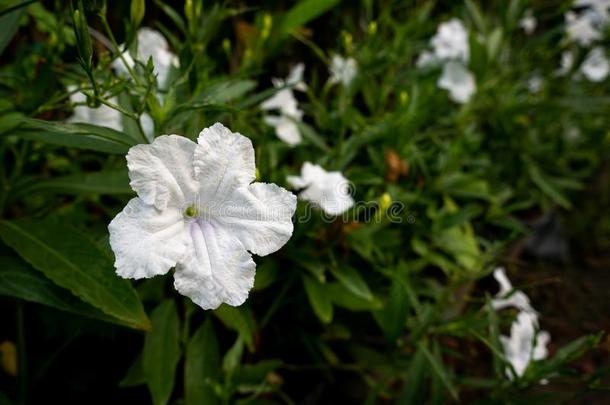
417,340,459,401
144,300,181,405
281,0,340,37
302,275,333,323
223,336,245,376
372,278,409,342
0,1,26,56
0,219,149,330
329,266,373,301
0,253,121,325
527,161,572,209
326,282,382,311
119,353,146,387
13,170,131,198
14,118,134,154
213,304,256,351
185,318,221,405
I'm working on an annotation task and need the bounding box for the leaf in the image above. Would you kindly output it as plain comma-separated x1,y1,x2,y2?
372,278,409,342
119,353,146,387
213,304,256,351
329,266,373,301
281,0,340,37
399,346,427,404
0,253,124,325
14,118,134,154
223,336,245,376
0,0,26,56
527,161,572,209
13,170,131,199
0,219,150,330
185,318,221,405
143,300,181,405
417,340,459,401
302,275,333,324
326,282,382,311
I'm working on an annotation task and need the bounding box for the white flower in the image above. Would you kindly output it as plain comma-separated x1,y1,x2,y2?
261,64,307,146
491,267,536,313
438,61,476,103
416,50,440,68
520,10,537,35
500,311,551,378
527,75,543,93
67,85,123,131
108,123,297,310
556,50,575,76
287,162,354,215
112,28,179,89
431,18,470,62
581,46,610,81
565,11,601,46
329,55,358,86
574,0,610,23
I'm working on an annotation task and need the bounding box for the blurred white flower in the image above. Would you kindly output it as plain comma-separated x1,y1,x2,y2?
565,11,601,46
556,50,575,76
108,123,296,310
500,311,551,379
416,50,440,68
67,85,123,131
527,75,544,93
438,61,476,103
287,162,354,215
574,0,610,23
520,10,537,35
581,46,610,81
431,18,470,62
261,64,307,146
112,27,179,89
329,55,358,86
491,267,536,313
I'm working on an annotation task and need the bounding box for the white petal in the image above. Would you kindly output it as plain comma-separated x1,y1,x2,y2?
286,63,307,91
566,11,601,46
329,55,358,86
194,123,255,202
127,135,198,210
108,198,188,279
174,221,255,309
214,182,296,256
260,88,299,112
431,18,469,62
438,61,476,103
581,46,610,82
272,116,302,146
289,162,354,215
139,112,155,142
493,267,513,295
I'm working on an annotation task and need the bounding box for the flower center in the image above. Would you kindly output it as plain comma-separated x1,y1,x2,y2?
184,205,199,218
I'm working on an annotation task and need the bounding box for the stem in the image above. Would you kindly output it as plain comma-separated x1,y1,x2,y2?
16,302,27,405
99,13,141,86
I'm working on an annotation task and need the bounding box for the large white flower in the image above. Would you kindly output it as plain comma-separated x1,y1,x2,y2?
287,162,354,216
261,64,306,146
329,55,358,87
581,46,610,81
112,28,179,89
67,85,123,131
565,11,601,46
500,311,551,379
430,18,469,62
438,61,476,103
491,267,535,313
108,123,297,309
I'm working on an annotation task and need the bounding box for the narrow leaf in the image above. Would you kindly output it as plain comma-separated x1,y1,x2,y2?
185,318,221,405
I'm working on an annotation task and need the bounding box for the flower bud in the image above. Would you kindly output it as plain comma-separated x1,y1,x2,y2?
131,0,145,28
73,2,92,69
261,13,273,40
400,90,409,106
379,192,392,212
368,21,377,35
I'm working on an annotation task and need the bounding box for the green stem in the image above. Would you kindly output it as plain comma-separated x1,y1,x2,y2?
99,13,141,86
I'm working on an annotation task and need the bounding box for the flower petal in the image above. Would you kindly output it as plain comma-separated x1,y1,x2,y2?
214,182,296,256
127,135,198,210
194,123,256,202
108,197,188,279
174,221,255,309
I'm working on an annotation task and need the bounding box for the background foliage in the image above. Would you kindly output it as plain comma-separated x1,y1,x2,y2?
0,0,609,403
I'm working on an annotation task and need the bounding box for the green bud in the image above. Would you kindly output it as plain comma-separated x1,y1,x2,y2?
261,13,273,40
255,167,261,181
130,0,145,28
73,2,93,69
400,91,409,106
379,193,392,212
222,38,231,55
86,94,101,108
368,21,377,35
